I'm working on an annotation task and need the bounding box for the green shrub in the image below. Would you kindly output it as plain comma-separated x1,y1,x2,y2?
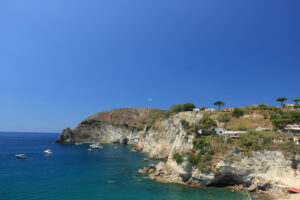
180,119,190,129
270,111,300,129
81,119,100,125
173,153,183,163
170,104,184,113
238,126,248,131
146,125,152,132
188,139,214,169
217,114,230,123
162,110,172,119
257,104,269,110
199,116,217,129
193,138,208,150
183,103,196,111
169,103,196,113
201,129,216,135
239,134,260,151
232,108,244,118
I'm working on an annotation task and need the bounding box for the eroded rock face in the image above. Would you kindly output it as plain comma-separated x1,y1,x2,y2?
57,122,141,145
146,150,300,192
56,127,74,143
137,111,201,159
56,109,300,192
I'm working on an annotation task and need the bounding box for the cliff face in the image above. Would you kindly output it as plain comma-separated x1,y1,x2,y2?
56,108,300,193
150,150,300,191
137,111,202,159
58,122,141,144
56,108,163,145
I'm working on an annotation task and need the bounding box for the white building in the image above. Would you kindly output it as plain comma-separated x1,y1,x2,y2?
215,128,224,135
214,128,247,138
193,108,200,112
205,108,216,111
285,124,300,134
294,137,300,145
285,104,295,107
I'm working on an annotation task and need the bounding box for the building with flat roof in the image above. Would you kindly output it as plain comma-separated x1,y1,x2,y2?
285,124,300,134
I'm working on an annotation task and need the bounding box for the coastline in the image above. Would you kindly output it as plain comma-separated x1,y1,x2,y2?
56,108,300,200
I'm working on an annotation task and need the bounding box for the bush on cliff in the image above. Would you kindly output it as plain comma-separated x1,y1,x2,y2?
232,108,244,118
169,103,196,113
199,116,217,129
180,119,190,129
270,111,300,130
173,153,183,163
217,114,230,123
81,119,100,125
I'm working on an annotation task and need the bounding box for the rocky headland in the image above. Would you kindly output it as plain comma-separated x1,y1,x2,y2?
56,107,300,199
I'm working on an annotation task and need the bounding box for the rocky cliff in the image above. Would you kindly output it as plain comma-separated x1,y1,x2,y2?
56,108,300,198
56,108,165,145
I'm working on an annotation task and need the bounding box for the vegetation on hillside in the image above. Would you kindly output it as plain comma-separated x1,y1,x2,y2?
170,103,196,113
179,130,300,172
173,153,183,163
270,111,300,130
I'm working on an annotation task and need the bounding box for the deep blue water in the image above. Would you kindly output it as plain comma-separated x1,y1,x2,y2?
0,132,252,200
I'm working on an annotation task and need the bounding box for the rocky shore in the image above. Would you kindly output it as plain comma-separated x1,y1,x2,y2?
56,108,300,199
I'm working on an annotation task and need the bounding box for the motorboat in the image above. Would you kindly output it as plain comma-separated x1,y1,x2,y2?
16,154,26,159
75,142,83,145
89,143,103,149
43,149,52,154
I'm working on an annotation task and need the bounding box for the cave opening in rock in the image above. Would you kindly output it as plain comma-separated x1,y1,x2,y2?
122,138,129,145
208,175,247,187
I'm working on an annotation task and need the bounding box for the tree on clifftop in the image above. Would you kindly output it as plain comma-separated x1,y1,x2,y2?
213,101,225,111
276,97,288,107
293,98,300,105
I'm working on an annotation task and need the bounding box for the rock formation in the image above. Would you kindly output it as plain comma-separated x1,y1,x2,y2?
56,108,300,197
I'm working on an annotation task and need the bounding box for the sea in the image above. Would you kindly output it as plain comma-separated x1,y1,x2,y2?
0,132,258,200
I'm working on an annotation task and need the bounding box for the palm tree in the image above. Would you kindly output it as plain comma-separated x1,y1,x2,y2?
213,101,225,111
293,98,300,105
276,97,287,107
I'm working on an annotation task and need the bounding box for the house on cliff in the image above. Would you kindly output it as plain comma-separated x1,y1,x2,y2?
215,128,246,139
294,137,300,145
224,107,235,112
285,124,300,134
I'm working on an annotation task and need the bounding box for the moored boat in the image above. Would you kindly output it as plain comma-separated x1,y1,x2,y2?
89,143,103,149
43,149,52,154
16,154,26,159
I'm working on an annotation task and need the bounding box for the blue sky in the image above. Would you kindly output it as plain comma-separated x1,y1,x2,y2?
0,0,299,132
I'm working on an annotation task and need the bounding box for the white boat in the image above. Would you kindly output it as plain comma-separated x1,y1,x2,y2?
89,143,103,149
75,142,83,145
16,154,26,159
88,148,93,151
43,149,52,154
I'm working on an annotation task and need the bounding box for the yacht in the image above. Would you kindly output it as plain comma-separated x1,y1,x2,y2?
89,143,103,149
16,154,26,159
43,149,52,154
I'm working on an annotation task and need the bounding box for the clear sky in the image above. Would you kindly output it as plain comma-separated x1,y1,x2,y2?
0,0,299,132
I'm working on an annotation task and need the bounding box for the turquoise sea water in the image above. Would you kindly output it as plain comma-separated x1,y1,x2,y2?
0,132,253,200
